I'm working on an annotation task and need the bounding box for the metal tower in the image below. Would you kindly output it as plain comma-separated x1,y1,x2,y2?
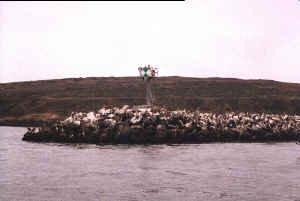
138,65,158,105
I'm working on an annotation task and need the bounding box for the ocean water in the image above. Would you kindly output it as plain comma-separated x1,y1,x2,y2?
1,126,300,201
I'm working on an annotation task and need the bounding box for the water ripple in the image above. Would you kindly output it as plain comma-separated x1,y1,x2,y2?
1,127,300,201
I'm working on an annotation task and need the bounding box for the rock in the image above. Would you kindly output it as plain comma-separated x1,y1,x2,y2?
73,120,80,126
22,105,300,144
156,124,163,130
131,125,142,129
185,122,193,128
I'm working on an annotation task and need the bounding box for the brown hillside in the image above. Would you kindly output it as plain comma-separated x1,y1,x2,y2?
1,76,300,124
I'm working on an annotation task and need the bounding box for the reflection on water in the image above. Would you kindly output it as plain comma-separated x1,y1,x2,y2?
1,126,300,201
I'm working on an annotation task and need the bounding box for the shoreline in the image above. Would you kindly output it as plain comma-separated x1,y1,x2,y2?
22,105,300,144
22,136,300,145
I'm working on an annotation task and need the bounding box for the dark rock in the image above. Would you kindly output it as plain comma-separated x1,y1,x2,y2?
22,105,300,144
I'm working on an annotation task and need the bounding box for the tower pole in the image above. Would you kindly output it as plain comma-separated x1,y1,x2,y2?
146,78,153,105
138,65,158,106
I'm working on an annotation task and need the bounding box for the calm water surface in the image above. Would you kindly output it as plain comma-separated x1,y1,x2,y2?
1,126,300,201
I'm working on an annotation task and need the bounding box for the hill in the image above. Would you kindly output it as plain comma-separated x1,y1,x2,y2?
1,76,300,126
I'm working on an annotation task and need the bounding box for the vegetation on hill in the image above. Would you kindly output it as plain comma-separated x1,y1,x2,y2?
1,76,300,125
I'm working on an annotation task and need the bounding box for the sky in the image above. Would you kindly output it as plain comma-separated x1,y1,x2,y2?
1,0,300,83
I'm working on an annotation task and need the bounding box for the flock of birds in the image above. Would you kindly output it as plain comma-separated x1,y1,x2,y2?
63,105,300,131
24,105,300,143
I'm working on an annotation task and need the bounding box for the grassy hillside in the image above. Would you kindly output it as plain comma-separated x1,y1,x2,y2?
1,76,300,124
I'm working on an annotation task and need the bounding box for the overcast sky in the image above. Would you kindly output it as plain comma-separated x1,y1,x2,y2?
1,0,300,83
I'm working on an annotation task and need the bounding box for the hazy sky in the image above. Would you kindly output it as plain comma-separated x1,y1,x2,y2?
1,1,300,83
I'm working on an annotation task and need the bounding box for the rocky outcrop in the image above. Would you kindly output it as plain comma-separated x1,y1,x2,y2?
23,105,300,144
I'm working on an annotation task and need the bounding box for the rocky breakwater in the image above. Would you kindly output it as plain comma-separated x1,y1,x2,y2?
23,105,300,144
